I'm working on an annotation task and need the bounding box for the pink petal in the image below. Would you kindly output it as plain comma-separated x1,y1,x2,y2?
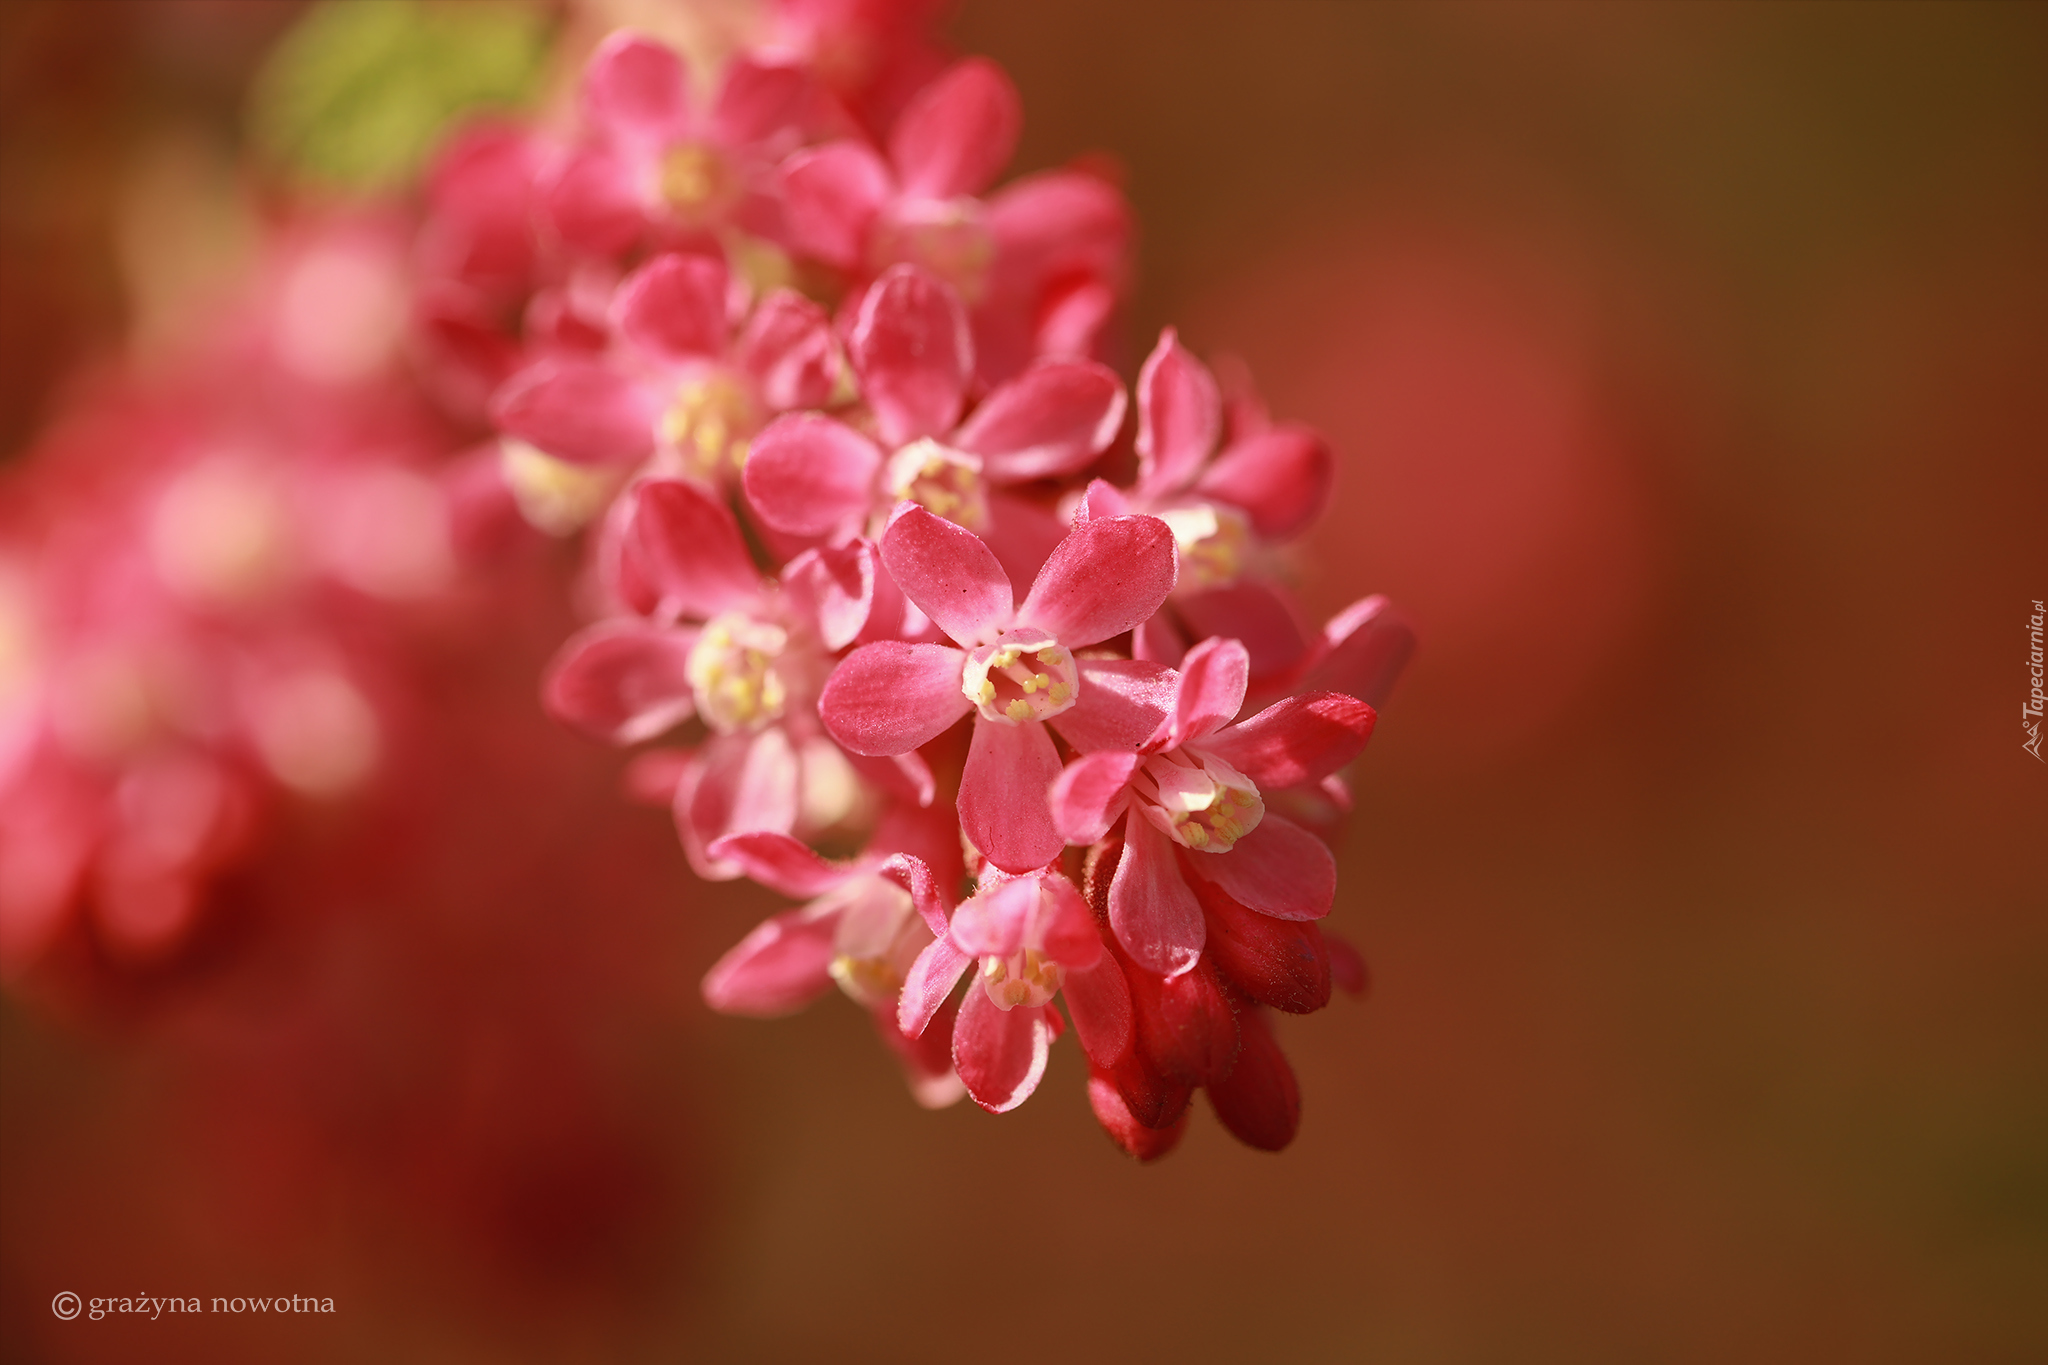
947,874,1037,957
1050,749,1139,846
1190,815,1334,922
1063,958,1134,1069
703,831,850,898
623,747,691,805
1134,327,1220,497
881,993,966,1108
612,252,729,363
542,146,645,257
985,168,1131,298
981,490,1067,592
953,360,1127,483
623,478,762,619
1290,593,1417,710
849,265,972,447
1195,425,1334,542
1205,1008,1300,1152
889,57,1021,200
1015,513,1177,648
710,56,814,148
1108,815,1205,976
1131,612,1187,668
958,717,1065,875
1033,275,1116,362
1194,873,1331,1015
1049,658,1174,753
952,984,1050,1114
847,749,938,807
782,540,874,650
779,141,891,269
878,503,1014,647
733,288,839,410
1195,692,1376,791
876,851,953,938
581,31,691,144
820,641,971,756
744,414,882,538
1087,1064,1186,1161
898,934,972,1039
1175,583,1309,682
489,359,654,465
700,907,840,1016
676,729,799,880
1074,476,1131,521
1037,872,1102,968
541,623,697,745
1149,636,1249,752
1326,931,1372,998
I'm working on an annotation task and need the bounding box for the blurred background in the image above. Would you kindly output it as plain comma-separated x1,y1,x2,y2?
3,1,2044,1361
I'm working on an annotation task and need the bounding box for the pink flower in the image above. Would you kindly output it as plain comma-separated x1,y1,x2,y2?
542,477,880,878
1048,637,1376,975
820,501,1177,872
489,251,842,498
778,57,1021,299
743,263,1124,584
1085,329,1337,680
700,819,966,1107
543,31,823,257
896,867,1132,1114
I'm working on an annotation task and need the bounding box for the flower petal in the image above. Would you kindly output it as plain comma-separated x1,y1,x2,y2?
744,414,882,537
1148,636,1249,751
613,252,729,363
1193,873,1332,1015
623,478,761,619
1206,1008,1300,1152
947,874,1038,957
700,906,840,1017
849,265,972,447
958,717,1065,874
876,851,953,938
675,729,800,880
1063,958,1133,1069
953,360,1127,483
1049,749,1139,846
981,490,1067,592
1289,593,1417,710
1195,425,1333,542
1189,814,1334,921
1015,513,1177,648
779,140,891,269
703,830,850,898
878,503,1013,646
1108,814,1204,977
1074,477,1131,522
1135,327,1220,497
889,57,1021,200
820,641,971,756
1049,657,1175,753
733,288,839,410
490,359,654,465
1087,1064,1186,1161
1195,692,1376,790
710,55,815,148
952,985,1051,1114
542,146,645,257
581,31,691,144
541,622,697,745
782,540,874,650
898,934,973,1039
1175,583,1309,683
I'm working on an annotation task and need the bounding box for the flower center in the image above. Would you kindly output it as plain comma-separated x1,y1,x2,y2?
660,373,756,480
883,438,989,532
500,440,622,535
980,947,1064,1010
824,875,921,1009
960,628,1078,725
1132,748,1265,852
686,612,790,734
660,143,735,220
1157,502,1252,592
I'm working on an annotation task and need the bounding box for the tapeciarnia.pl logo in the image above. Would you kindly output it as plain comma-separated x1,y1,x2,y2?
2026,599,2044,762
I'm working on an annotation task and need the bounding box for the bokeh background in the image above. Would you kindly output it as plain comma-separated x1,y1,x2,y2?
4,1,2045,1361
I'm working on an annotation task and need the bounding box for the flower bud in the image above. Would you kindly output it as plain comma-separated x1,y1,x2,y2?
1206,1008,1300,1152
1191,869,1332,1014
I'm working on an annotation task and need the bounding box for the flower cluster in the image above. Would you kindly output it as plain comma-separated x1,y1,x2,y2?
469,10,1418,1156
